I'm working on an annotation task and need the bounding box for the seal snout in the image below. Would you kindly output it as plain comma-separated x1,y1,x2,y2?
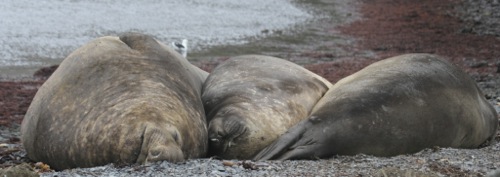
139,126,186,164
208,116,248,156
208,118,228,153
146,145,184,163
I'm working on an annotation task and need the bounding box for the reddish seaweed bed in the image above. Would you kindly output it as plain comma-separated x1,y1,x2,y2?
306,0,499,83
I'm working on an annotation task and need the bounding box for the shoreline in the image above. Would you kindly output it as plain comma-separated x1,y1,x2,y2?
0,0,312,79
189,0,366,70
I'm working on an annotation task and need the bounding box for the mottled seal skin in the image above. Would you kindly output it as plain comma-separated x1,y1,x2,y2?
202,55,332,159
254,54,498,160
21,33,208,170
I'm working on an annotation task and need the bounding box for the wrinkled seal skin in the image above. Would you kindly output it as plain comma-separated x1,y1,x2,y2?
21,33,208,170
254,53,498,160
202,55,332,159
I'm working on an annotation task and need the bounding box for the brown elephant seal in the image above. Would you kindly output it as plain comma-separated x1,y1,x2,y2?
202,55,332,159
254,53,498,160
21,33,208,170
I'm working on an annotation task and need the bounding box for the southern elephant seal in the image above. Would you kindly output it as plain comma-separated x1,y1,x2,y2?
254,53,498,160
202,55,332,159
21,33,208,170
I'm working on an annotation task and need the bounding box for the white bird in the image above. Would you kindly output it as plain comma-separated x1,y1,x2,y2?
171,39,188,58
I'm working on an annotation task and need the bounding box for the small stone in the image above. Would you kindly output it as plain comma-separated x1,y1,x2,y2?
222,160,234,166
375,167,438,177
0,163,38,177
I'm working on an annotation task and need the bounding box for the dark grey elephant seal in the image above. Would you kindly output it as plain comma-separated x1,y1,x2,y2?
254,53,498,160
21,33,208,170
202,55,332,159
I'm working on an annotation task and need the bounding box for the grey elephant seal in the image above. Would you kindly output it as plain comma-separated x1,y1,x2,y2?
254,53,498,160
21,33,208,170
202,55,332,159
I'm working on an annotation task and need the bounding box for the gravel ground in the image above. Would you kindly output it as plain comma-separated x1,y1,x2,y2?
38,144,500,177
1,0,499,176
458,0,500,37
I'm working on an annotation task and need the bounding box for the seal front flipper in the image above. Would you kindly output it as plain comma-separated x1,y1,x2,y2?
252,120,310,160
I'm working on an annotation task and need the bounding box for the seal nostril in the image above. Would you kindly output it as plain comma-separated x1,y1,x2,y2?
217,130,224,137
173,132,179,142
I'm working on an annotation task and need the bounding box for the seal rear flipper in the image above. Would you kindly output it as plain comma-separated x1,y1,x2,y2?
252,120,310,160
